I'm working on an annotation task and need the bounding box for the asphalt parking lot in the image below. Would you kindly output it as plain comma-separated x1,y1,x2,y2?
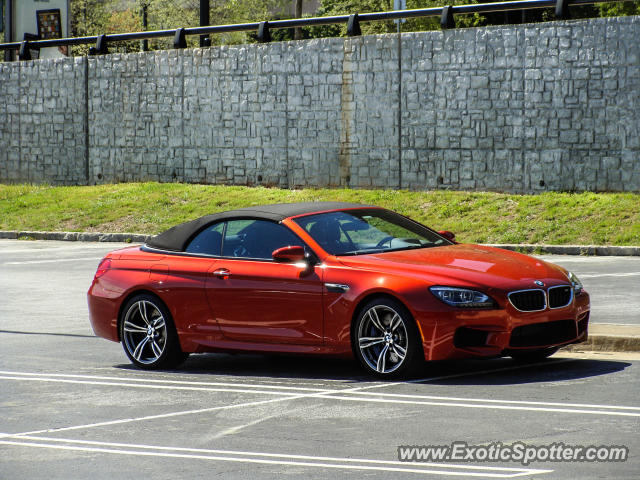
1,240,639,479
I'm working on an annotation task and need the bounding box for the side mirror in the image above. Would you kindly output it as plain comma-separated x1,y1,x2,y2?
438,230,456,242
272,245,306,263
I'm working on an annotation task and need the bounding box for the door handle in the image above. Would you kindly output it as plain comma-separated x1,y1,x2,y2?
212,268,231,279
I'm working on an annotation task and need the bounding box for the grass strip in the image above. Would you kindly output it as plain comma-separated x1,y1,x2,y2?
0,183,638,246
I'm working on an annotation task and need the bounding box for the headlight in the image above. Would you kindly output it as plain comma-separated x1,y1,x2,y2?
567,271,583,294
429,286,496,308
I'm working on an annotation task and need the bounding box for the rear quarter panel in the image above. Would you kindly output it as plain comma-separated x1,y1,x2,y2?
88,250,216,352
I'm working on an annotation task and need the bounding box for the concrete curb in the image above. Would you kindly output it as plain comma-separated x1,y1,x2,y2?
0,230,151,244
562,324,640,353
562,335,640,353
1,231,639,255
487,243,640,256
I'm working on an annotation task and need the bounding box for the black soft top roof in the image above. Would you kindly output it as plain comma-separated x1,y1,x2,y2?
145,201,374,252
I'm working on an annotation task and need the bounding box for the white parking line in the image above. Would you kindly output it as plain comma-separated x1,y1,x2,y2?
343,390,640,410
0,375,315,396
2,257,103,265
535,256,640,262
0,371,336,392
88,367,344,386
3,363,639,441
0,436,553,478
0,244,125,254
346,358,578,392
206,412,285,440
579,272,640,278
311,394,640,417
3,369,638,413
15,394,306,436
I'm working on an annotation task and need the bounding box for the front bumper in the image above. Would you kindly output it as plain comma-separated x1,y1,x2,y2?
420,291,590,361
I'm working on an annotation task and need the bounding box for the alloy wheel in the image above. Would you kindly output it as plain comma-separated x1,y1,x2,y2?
122,300,167,365
357,304,408,374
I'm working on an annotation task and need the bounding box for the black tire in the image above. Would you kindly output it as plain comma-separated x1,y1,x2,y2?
510,346,560,363
119,293,189,370
351,297,423,378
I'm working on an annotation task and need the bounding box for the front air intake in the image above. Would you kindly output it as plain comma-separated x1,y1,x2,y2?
509,319,578,347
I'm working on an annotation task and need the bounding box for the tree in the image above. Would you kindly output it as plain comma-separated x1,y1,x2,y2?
597,0,640,17
69,0,109,55
68,0,289,53
209,0,289,45
306,0,484,39
67,0,640,54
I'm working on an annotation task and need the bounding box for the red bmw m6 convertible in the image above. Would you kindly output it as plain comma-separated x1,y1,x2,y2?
88,202,590,377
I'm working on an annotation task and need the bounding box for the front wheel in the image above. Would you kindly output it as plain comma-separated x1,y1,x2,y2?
352,298,422,378
119,294,189,370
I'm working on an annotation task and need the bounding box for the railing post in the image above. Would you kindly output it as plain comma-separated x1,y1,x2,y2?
18,41,32,61
555,0,571,19
89,34,109,56
347,14,361,36
440,6,456,29
257,21,271,43
200,0,210,47
174,28,187,49
141,2,149,52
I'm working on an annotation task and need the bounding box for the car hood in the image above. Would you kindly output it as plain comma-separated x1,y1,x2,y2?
335,244,570,290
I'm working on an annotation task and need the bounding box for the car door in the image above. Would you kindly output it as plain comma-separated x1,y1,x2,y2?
205,219,324,345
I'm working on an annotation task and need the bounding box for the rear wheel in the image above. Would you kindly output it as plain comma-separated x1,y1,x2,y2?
352,298,422,378
509,346,560,363
119,294,189,370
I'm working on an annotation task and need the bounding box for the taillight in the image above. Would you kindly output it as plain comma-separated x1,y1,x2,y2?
95,258,112,278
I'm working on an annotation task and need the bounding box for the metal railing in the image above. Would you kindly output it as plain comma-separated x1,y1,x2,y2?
0,0,636,60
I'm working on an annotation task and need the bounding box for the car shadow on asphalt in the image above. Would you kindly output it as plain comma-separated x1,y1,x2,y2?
116,353,371,383
113,353,631,386
413,357,632,386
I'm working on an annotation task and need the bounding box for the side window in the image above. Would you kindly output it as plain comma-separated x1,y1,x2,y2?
222,219,302,260
185,222,224,255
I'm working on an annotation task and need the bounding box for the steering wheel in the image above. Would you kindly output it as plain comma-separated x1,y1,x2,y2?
375,236,394,248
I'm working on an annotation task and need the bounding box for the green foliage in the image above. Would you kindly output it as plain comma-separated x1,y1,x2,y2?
208,0,289,45
69,0,109,55
402,0,485,31
305,0,484,39
65,0,640,52
597,0,640,17
68,0,288,52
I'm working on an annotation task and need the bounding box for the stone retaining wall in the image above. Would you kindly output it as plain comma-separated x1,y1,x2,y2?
0,15,638,192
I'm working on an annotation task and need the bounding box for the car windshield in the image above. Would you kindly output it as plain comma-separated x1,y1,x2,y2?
293,208,452,256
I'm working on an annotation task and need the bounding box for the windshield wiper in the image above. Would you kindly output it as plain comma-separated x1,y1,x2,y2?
338,248,386,256
338,244,436,256
384,244,434,253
